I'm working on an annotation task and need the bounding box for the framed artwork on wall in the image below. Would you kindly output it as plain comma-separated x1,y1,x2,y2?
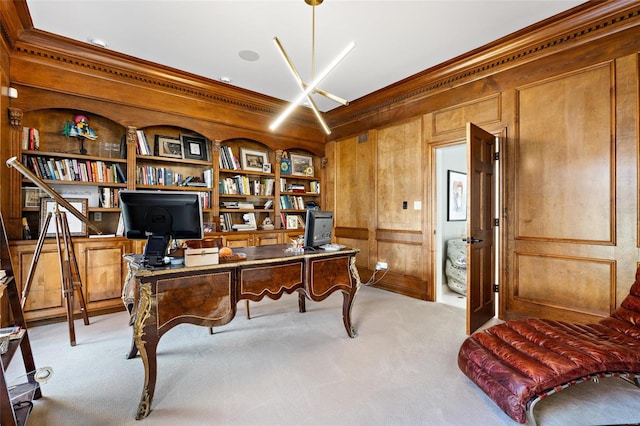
447,170,467,221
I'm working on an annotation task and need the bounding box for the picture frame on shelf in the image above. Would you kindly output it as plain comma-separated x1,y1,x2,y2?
240,148,268,172
155,135,183,159
447,170,467,221
40,197,88,237
262,163,272,173
290,153,314,176
286,215,299,229
23,187,47,208
181,134,208,161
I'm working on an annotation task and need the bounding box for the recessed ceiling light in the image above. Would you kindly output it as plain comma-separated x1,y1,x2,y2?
239,50,260,62
88,37,108,48
220,77,232,83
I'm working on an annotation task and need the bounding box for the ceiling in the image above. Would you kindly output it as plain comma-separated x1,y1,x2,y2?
25,0,584,112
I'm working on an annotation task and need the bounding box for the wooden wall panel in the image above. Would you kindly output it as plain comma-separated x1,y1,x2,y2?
335,135,372,229
432,95,501,136
377,241,424,278
516,64,614,243
514,254,613,317
377,119,423,231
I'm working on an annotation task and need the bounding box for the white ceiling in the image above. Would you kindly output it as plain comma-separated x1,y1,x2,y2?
25,0,584,112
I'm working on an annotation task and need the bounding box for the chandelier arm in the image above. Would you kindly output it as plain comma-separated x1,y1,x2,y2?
270,41,355,132
313,88,349,106
273,37,330,133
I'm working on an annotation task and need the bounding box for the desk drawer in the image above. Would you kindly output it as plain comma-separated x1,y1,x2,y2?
239,261,303,300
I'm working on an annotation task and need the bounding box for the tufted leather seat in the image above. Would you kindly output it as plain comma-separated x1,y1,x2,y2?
457,268,640,423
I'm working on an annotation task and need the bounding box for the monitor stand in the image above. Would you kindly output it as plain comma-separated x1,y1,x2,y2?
144,235,171,266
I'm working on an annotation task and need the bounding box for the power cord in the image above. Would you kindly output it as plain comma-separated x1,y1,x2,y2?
362,266,389,286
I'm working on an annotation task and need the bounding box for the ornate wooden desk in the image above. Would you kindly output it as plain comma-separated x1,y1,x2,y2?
125,244,361,420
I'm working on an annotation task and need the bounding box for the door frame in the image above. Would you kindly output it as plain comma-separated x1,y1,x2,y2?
429,125,505,331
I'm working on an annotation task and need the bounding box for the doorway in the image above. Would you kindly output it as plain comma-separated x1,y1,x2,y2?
434,143,467,310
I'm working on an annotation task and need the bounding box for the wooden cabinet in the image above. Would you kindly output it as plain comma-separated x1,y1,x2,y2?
8,238,132,322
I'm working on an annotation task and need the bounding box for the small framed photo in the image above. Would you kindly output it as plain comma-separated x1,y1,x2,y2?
181,134,208,161
23,187,47,208
262,163,272,173
286,215,299,229
40,198,88,237
240,148,269,172
290,153,314,176
447,170,467,221
155,135,183,159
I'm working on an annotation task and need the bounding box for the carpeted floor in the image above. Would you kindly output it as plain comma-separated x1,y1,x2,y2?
6,286,640,425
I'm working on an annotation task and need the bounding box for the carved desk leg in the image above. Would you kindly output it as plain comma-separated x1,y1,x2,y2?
342,256,362,338
134,281,158,420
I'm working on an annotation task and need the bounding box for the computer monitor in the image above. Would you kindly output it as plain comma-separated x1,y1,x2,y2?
303,210,333,248
119,190,203,266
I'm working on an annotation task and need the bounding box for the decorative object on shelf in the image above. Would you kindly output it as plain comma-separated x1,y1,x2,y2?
181,134,208,161
22,217,32,239
290,153,314,176
262,163,272,173
240,148,268,172
280,151,291,175
261,216,274,230
23,187,47,208
40,198,88,237
155,135,183,158
270,0,355,135
447,170,467,221
63,114,97,155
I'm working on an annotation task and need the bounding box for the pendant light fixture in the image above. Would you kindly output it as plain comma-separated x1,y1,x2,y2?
270,0,355,134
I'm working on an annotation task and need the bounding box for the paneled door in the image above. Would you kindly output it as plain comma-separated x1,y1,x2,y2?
466,123,496,334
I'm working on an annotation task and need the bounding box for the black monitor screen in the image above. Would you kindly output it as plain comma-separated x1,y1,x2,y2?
119,190,203,265
304,210,333,248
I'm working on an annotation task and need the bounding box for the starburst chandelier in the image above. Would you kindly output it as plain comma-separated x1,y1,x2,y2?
270,0,355,134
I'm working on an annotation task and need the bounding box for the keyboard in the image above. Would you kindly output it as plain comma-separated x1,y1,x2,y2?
320,244,346,252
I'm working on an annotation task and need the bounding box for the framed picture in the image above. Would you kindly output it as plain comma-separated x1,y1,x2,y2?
181,134,208,161
23,187,47,208
262,163,272,173
286,215,299,229
447,170,467,221
240,148,268,172
40,198,88,237
155,135,183,159
290,153,314,176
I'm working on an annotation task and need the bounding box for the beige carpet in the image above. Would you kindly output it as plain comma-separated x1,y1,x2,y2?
7,286,640,425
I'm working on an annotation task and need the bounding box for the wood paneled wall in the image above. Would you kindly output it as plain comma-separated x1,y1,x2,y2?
324,1,640,322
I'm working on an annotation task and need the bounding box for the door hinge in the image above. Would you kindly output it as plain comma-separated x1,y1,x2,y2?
494,152,499,161
494,218,499,227
494,284,499,292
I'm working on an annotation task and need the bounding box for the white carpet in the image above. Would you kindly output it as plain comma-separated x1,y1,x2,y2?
6,286,640,425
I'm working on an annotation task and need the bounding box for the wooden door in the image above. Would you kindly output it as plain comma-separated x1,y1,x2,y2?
466,123,496,334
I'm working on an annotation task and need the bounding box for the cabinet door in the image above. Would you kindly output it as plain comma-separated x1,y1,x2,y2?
223,233,253,248
12,243,66,320
76,240,128,309
253,232,279,246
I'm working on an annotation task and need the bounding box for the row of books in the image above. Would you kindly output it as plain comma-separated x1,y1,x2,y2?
279,178,320,194
101,187,120,208
23,154,126,183
219,176,275,196
219,145,241,170
280,195,306,210
135,130,152,155
21,127,40,150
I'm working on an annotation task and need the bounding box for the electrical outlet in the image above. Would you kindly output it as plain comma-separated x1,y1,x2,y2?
376,261,388,271
94,212,102,222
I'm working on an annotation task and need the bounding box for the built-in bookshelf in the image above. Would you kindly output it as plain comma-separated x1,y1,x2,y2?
13,110,324,240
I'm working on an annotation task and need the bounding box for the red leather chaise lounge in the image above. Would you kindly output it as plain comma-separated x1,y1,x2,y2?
458,268,640,424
